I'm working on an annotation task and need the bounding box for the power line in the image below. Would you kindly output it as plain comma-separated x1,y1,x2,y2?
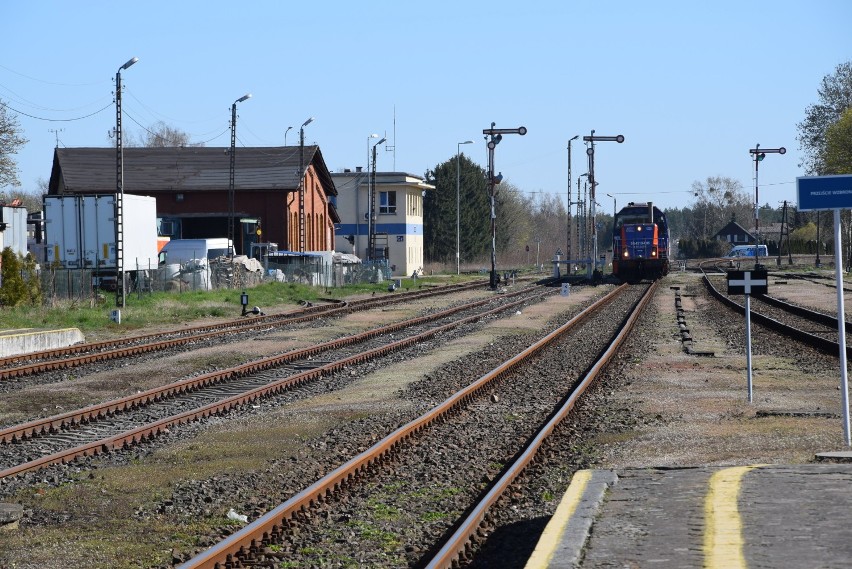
0,63,108,87
0,99,112,122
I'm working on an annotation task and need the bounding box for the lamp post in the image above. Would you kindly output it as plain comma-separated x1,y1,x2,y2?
456,140,474,275
606,193,616,217
483,122,527,290
748,143,786,269
229,93,252,256
567,135,578,260
284,126,293,146
369,137,387,261
114,56,138,308
298,117,314,253
583,131,625,278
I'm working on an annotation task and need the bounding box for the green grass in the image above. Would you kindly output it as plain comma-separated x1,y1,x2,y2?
1,277,464,334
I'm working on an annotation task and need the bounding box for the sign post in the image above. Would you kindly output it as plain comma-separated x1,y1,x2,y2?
798,174,852,446
727,269,768,402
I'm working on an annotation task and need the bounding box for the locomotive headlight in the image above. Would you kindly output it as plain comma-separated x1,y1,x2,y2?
636,226,642,232
623,250,630,258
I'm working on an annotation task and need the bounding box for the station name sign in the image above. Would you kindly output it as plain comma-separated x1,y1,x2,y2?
798,175,852,211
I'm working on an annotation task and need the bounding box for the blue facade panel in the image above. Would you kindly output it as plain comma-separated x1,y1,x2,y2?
336,223,423,235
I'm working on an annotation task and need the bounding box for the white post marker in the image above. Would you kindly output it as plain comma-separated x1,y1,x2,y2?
833,208,851,445
798,174,852,446
727,270,768,402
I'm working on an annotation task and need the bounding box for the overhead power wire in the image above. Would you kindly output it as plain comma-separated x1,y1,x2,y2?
0,63,108,87
124,109,229,147
0,100,112,122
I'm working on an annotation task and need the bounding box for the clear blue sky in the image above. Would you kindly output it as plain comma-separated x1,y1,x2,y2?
2,1,849,212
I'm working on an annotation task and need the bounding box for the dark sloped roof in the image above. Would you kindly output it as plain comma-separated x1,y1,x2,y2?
713,220,754,240
50,146,337,196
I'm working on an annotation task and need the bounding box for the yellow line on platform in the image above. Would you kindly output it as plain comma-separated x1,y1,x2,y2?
703,465,763,569
525,469,592,569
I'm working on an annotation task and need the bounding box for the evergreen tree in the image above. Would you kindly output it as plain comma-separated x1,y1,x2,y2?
0,247,25,306
423,154,488,265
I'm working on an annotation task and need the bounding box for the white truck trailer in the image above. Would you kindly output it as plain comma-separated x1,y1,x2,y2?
0,205,28,257
44,194,159,278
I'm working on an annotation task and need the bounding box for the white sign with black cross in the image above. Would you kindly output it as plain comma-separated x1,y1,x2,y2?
727,269,768,402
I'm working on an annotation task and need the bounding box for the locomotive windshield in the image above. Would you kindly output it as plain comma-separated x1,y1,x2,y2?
614,205,666,229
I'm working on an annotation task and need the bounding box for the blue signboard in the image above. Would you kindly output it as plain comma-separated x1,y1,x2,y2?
797,175,852,211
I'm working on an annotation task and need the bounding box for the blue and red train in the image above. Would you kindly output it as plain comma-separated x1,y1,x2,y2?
611,202,670,282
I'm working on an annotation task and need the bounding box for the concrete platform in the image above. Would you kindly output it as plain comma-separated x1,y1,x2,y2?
0,328,85,358
526,464,852,569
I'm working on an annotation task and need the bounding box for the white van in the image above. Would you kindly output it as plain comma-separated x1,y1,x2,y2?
726,244,768,258
159,238,232,265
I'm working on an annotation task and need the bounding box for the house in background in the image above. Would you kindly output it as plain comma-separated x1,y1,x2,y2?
331,170,433,276
713,219,755,245
47,146,338,256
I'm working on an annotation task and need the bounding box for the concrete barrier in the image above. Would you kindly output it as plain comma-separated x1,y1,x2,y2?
0,328,85,358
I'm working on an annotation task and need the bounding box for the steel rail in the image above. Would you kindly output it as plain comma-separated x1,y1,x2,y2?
0,286,552,479
0,281,486,380
425,281,657,569
0,284,541,444
702,273,849,357
176,284,630,569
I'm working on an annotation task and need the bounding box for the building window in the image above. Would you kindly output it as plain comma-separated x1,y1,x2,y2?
380,191,397,214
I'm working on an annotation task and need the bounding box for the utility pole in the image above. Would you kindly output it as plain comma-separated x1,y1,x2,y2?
583,131,624,279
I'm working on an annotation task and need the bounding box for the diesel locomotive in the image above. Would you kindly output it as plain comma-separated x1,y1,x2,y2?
611,202,670,282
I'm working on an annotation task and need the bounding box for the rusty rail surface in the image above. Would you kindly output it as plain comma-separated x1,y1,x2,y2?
0,280,486,380
425,281,657,569
0,285,551,479
702,273,848,358
176,284,636,569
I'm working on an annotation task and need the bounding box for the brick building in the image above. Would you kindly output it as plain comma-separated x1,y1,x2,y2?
48,146,338,255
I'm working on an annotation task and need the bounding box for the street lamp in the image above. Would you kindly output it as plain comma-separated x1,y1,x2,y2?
606,193,616,217
284,126,293,145
114,56,138,308
456,140,474,275
229,93,252,256
748,143,786,269
369,137,387,261
483,122,527,290
298,117,314,253
567,135,579,260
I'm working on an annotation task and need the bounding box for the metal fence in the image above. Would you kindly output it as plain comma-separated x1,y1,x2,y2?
36,257,392,302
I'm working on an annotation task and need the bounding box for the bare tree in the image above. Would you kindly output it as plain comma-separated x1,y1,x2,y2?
690,176,750,238
0,99,28,188
127,121,202,147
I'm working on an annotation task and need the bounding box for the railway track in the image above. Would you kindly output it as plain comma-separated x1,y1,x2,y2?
0,280,488,382
0,283,553,481
174,282,656,568
701,267,850,356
